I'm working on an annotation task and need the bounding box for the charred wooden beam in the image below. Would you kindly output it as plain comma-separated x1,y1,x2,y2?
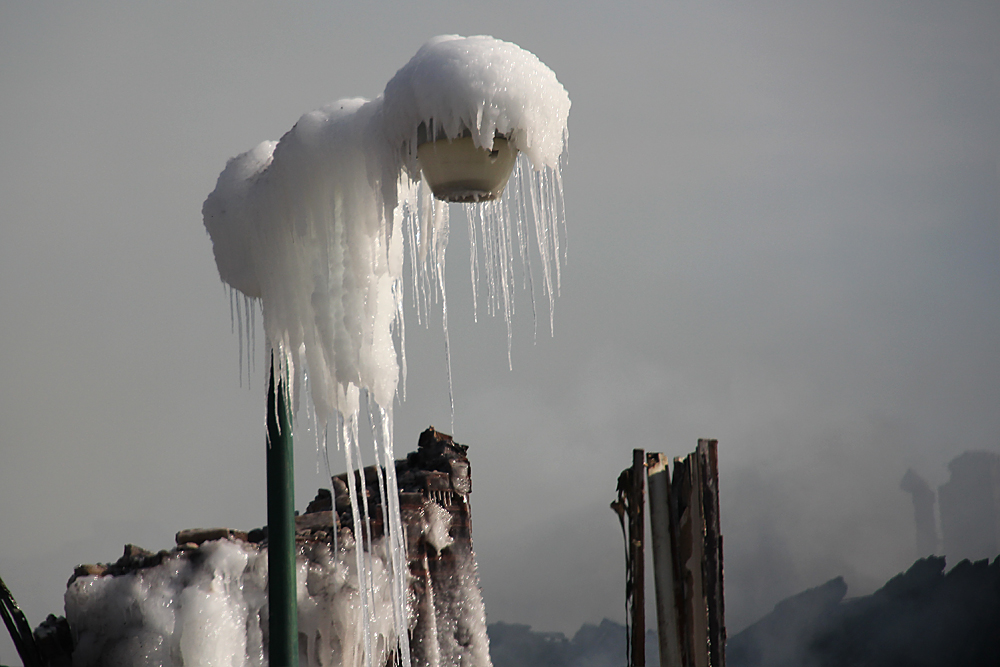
612,449,648,667
630,448,647,667
697,440,725,667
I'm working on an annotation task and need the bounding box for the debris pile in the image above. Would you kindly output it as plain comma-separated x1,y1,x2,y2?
29,428,488,667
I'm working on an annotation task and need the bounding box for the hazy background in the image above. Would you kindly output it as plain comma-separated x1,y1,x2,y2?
1,1,998,662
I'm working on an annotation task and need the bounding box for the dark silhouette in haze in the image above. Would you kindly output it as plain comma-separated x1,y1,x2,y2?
900,468,939,558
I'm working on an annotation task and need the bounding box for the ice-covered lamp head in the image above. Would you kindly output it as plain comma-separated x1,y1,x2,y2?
381,35,570,201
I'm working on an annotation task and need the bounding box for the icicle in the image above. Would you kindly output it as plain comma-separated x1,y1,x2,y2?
466,201,479,323
251,297,258,375
512,160,539,340
244,294,254,389
424,198,455,430
395,279,408,402
405,190,423,327
369,403,411,667
546,169,562,298
341,416,374,667
555,154,569,272
236,291,244,387
322,427,338,556
526,166,560,335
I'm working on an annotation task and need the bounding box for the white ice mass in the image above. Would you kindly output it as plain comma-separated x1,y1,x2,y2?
123,34,573,667
66,538,401,667
202,34,569,425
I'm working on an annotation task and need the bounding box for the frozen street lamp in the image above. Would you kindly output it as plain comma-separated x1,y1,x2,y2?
203,34,569,667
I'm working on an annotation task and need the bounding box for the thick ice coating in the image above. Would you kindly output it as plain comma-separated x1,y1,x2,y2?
381,35,571,173
205,98,404,420
65,539,403,667
203,35,570,426
201,35,569,667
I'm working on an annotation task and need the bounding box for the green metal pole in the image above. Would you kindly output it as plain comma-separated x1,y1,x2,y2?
267,359,298,667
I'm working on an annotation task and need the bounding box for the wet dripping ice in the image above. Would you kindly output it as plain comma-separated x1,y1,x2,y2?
66,539,404,667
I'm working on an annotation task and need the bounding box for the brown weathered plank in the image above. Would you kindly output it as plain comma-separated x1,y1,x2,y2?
671,456,693,666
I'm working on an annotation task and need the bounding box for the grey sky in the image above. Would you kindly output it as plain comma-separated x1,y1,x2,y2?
1,2,998,662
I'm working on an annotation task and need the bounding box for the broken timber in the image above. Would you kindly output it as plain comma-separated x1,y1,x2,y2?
614,440,725,667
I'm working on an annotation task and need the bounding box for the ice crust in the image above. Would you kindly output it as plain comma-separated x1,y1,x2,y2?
66,539,401,667
424,502,454,553
65,498,492,667
381,35,571,174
